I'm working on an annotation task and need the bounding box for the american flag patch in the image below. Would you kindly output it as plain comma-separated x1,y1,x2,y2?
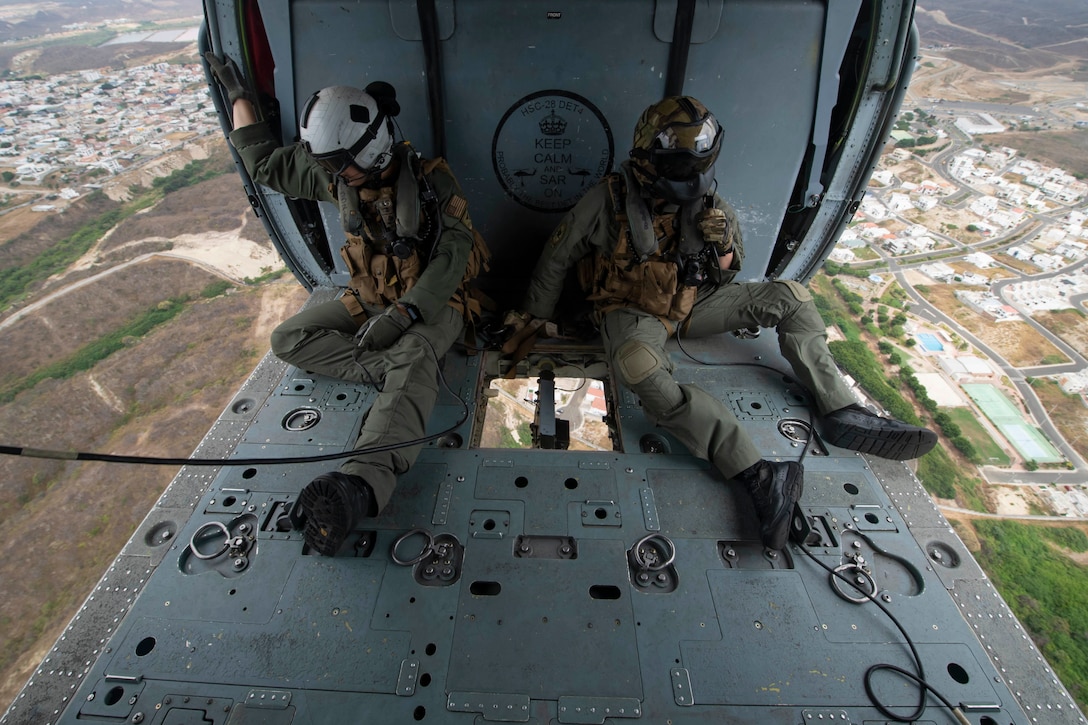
445,195,468,219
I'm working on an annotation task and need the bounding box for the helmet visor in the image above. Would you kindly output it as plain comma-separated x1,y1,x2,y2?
310,148,359,175
311,148,391,178
650,124,722,181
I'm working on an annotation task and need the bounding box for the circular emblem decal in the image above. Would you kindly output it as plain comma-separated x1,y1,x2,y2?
492,90,614,213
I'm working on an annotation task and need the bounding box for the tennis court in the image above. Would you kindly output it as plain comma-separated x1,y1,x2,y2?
962,383,1063,464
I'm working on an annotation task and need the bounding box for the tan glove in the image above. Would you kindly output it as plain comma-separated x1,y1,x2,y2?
500,310,546,355
502,309,532,335
697,207,735,257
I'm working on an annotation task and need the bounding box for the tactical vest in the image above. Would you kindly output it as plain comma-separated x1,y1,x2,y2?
338,143,490,322
579,165,710,323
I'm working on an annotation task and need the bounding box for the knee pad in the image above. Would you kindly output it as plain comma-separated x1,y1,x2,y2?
776,279,813,303
614,339,667,385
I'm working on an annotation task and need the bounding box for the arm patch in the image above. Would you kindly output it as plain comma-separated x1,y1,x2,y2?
445,194,468,221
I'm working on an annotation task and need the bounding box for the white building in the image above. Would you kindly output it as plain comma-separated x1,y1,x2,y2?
969,195,999,218
871,169,894,185
914,195,938,211
919,262,956,282
1056,241,1088,260
954,113,1006,135
1031,253,1064,271
859,198,888,220
887,192,914,212
937,355,999,380
964,252,995,268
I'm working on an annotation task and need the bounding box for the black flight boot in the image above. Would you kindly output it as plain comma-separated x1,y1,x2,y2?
820,403,938,460
735,460,804,550
297,472,375,556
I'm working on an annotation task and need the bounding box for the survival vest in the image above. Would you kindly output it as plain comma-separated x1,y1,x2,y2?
338,142,490,323
579,163,715,324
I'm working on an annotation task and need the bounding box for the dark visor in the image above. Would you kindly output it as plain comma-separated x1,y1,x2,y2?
650,126,722,181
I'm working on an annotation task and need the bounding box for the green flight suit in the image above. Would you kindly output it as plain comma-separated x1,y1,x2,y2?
522,179,857,479
230,123,474,510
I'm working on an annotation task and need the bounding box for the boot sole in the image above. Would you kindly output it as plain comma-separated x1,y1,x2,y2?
299,476,356,556
825,422,938,460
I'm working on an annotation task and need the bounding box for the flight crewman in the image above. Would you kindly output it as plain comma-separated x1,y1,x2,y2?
506,96,937,549
206,53,488,556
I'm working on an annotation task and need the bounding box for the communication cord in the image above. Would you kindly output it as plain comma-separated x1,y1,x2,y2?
796,543,969,724
674,313,970,723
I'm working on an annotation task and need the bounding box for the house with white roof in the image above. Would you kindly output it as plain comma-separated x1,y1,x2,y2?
968,195,999,218
914,195,938,211
887,193,914,212
964,252,995,268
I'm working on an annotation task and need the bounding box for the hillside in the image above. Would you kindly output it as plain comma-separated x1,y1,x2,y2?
0,0,201,43
0,140,307,706
916,0,1088,70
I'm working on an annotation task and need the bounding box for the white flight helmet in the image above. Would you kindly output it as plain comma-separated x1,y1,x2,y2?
299,84,398,176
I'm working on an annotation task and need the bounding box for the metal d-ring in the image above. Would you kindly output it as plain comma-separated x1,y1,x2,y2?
391,528,436,566
190,520,232,560
632,533,676,572
831,562,878,604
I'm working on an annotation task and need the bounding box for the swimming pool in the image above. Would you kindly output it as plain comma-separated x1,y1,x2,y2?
916,332,944,351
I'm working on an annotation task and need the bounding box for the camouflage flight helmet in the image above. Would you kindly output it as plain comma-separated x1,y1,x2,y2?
299,84,399,179
630,96,722,202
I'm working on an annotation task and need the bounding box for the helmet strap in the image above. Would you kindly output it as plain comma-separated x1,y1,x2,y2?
619,161,714,261
619,161,658,260
394,143,422,240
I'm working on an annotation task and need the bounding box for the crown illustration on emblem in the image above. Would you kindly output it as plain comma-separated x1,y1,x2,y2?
539,111,567,136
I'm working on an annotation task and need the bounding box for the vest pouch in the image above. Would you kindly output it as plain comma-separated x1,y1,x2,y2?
591,253,638,300
370,252,391,300
577,256,597,293
463,228,491,280
392,251,421,296
667,285,696,321
340,241,384,306
637,260,679,318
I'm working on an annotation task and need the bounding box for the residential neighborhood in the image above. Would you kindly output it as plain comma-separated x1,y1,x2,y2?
0,52,218,198
830,94,1088,516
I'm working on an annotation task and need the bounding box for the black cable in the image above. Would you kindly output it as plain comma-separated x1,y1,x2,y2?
672,288,957,719
1,329,470,468
844,528,927,596
673,321,821,466
795,542,966,722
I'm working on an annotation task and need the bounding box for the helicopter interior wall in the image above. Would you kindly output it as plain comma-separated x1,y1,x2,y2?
250,0,843,300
